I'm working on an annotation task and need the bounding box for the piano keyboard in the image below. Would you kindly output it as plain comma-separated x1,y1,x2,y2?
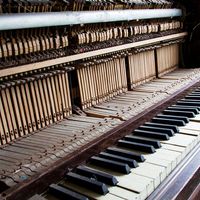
37,86,200,200
0,68,200,190
0,1,199,199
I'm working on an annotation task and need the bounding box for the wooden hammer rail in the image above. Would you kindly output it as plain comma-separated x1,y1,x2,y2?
0,32,187,78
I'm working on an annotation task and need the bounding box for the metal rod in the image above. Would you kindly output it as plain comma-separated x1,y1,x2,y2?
0,9,182,31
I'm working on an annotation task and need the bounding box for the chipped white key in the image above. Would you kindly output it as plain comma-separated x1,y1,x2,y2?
131,162,166,188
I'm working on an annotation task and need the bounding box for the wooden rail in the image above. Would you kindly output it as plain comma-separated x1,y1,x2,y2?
0,32,187,78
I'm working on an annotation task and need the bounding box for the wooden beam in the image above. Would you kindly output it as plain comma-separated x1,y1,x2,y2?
0,32,187,78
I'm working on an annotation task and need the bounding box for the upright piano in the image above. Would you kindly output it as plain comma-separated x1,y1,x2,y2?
0,1,199,200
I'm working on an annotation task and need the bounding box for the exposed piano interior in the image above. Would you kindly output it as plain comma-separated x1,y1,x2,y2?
0,1,199,200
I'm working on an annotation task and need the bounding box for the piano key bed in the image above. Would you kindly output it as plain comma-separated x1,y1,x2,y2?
25,74,200,200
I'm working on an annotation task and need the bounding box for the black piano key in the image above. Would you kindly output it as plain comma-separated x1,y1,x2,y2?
65,172,109,195
172,104,200,111
98,152,138,168
89,156,131,174
191,91,200,95
118,140,155,153
177,100,200,108
144,122,179,133
185,95,200,100
124,135,162,149
152,117,186,126
162,110,195,118
187,93,200,95
181,99,200,103
138,125,174,136
156,114,189,123
49,184,89,200
133,129,169,140
106,147,145,162
76,165,118,186
168,106,199,115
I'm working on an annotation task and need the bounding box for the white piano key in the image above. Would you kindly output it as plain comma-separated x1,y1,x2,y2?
179,128,200,141
184,121,200,130
181,121,200,139
160,133,196,153
161,143,186,158
144,156,172,175
148,151,177,170
62,181,142,200
190,114,200,122
61,180,138,200
87,164,154,200
131,162,166,188
156,148,182,165
116,173,154,199
108,186,141,200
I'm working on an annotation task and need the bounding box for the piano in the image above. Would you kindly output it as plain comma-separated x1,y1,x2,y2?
0,1,199,200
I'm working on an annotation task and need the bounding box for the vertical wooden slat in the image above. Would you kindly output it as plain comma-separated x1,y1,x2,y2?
33,78,45,127
4,84,19,138
30,79,41,129
37,76,50,125
15,82,29,135
61,71,69,117
20,81,33,133
42,75,53,123
58,72,67,118
54,72,63,120
0,94,10,143
64,71,72,115
46,75,57,122
0,87,15,140
24,79,37,131
50,74,60,121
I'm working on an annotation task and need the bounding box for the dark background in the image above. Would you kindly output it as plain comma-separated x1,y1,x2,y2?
177,0,200,67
